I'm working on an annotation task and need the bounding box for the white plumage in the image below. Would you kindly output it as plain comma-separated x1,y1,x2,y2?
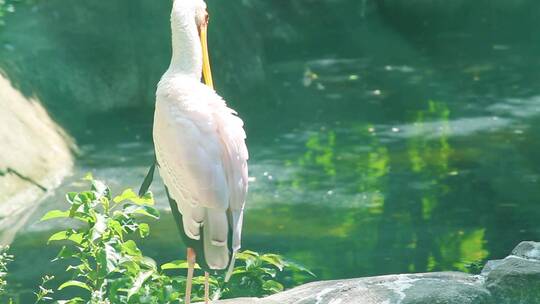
153,0,248,271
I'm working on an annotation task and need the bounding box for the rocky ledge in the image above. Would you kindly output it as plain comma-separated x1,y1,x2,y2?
209,241,540,304
0,74,74,245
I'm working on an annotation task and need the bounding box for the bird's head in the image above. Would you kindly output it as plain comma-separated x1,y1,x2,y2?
171,0,214,88
171,0,208,28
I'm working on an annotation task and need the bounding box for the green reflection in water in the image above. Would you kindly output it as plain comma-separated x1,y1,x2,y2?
404,100,488,273
356,125,389,215
408,100,451,175
408,100,452,221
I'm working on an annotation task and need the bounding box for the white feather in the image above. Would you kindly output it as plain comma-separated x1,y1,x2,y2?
154,73,248,269
154,0,249,270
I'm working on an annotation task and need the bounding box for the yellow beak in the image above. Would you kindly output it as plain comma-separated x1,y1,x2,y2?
199,23,214,90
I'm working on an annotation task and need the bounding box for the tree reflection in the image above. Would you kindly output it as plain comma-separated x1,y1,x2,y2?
374,100,489,274
261,100,491,280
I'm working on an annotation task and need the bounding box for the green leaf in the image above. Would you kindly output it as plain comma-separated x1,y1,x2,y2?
138,191,155,205
139,256,157,271
68,192,94,217
120,260,141,276
66,192,78,204
47,231,84,245
139,223,150,238
286,261,316,277
161,260,200,270
122,240,142,257
83,172,94,181
261,254,285,271
91,214,107,241
113,189,137,203
53,246,75,261
231,268,248,276
127,270,153,300
58,280,92,292
240,250,260,257
104,242,121,273
244,255,261,270
109,219,124,239
57,298,85,304
261,267,277,278
192,275,219,285
91,179,111,200
262,280,283,294
124,205,160,219
41,210,70,221
114,189,154,205
101,197,110,213
237,250,259,261
66,264,86,273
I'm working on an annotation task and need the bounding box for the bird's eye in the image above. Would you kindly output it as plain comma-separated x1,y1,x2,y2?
204,11,209,24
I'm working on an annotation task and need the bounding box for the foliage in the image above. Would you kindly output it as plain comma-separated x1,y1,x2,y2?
0,247,56,304
222,250,315,298
33,176,313,303
34,276,54,304
0,246,13,301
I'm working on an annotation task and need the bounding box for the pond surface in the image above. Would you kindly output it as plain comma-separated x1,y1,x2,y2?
2,0,540,300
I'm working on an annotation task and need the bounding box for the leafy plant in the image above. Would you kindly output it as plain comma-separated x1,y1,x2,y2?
38,176,313,303
221,250,315,298
34,275,54,304
0,246,14,302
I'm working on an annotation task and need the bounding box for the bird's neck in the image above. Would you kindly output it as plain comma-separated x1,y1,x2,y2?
168,22,203,80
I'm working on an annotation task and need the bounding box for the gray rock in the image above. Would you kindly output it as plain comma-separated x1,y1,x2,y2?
205,272,491,304
511,241,540,260
201,298,267,304
401,273,491,304
485,255,540,304
481,259,504,276
206,242,540,304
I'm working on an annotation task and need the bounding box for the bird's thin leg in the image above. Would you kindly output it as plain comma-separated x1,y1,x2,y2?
204,271,210,304
185,248,196,304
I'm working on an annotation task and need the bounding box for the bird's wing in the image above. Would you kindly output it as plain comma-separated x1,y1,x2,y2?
154,82,248,269
213,99,249,252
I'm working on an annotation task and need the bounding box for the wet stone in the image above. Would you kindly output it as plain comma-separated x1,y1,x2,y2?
481,259,504,276
401,273,491,304
511,241,540,260
484,256,540,304
205,272,491,304
207,242,540,304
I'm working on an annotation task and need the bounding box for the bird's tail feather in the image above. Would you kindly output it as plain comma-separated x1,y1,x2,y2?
224,251,237,282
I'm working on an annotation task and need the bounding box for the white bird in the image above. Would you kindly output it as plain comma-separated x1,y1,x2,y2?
152,0,249,302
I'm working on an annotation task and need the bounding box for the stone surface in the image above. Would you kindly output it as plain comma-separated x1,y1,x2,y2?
483,242,540,304
511,241,540,260
206,242,540,304
268,272,490,304
480,259,504,276
203,272,490,304
401,273,491,304
0,74,74,245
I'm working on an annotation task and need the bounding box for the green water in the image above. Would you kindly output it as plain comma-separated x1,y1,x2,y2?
2,0,540,300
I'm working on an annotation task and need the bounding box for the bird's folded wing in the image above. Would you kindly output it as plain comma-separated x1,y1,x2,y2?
154,102,230,212
213,106,249,252
154,86,249,268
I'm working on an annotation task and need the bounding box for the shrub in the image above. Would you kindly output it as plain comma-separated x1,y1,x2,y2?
0,246,14,303
30,175,313,303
